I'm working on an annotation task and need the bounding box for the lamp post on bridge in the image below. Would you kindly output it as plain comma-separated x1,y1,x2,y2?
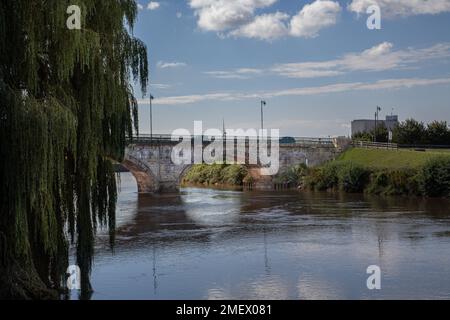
261,100,267,131
149,93,154,142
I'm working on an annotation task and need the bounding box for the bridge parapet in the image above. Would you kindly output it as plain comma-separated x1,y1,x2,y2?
128,134,335,147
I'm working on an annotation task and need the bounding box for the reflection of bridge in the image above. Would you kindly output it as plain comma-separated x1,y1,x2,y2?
122,134,342,193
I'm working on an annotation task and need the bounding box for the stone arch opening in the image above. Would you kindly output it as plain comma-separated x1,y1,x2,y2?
121,159,159,193
177,164,194,188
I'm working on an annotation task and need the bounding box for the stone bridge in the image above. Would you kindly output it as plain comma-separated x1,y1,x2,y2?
122,135,346,193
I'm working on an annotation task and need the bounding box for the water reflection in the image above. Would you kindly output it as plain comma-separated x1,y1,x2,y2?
87,173,450,300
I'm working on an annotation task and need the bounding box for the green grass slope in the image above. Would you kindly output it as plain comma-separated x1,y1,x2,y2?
337,148,450,169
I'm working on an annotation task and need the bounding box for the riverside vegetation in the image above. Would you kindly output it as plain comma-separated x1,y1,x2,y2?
182,149,450,198
182,164,249,187
299,149,450,197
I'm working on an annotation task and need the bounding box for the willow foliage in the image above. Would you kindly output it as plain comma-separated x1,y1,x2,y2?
0,0,148,299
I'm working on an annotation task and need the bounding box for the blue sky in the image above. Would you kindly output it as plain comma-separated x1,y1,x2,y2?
132,0,450,137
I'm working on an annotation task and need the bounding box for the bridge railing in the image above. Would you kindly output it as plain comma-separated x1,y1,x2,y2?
128,134,335,146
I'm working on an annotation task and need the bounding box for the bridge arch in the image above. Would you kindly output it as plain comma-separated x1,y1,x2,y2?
122,156,159,193
178,164,194,187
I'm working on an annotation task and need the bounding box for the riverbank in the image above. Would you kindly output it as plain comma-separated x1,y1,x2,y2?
302,148,450,197
337,148,450,169
181,149,450,197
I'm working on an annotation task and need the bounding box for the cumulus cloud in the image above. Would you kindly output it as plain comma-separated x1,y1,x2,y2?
147,1,160,10
230,12,290,40
138,77,450,105
189,0,277,32
348,0,450,17
189,0,341,40
157,61,187,69
290,0,341,38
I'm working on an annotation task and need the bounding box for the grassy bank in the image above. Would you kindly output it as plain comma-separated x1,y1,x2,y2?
182,164,249,187
337,148,450,169
183,149,450,197
279,148,450,197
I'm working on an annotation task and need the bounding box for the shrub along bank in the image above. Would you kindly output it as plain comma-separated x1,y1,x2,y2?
182,164,248,187
182,151,450,198
300,157,450,197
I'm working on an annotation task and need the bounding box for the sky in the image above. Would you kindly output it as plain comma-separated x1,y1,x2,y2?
132,0,450,137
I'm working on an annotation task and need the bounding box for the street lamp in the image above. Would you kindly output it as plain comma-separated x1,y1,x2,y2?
374,106,381,142
261,100,267,130
149,94,154,142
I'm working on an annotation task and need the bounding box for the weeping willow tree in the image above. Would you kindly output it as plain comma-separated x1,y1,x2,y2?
0,0,148,299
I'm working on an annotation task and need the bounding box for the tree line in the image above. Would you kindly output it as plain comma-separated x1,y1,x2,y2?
353,119,450,145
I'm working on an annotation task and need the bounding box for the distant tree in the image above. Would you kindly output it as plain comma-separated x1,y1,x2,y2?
353,123,388,143
393,119,426,145
374,123,388,143
426,121,450,145
352,131,373,142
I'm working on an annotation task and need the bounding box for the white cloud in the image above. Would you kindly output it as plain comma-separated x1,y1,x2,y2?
205,68,263,79
138,4,144,10
147,1,160,11
138,77,450,105
230,12,290,40
290,0,341,38
157,61,187,69
189,0,277,32
189,0,342,40
204,42,450,80
176,12,183,18
348,0,450,17
151,83,173,89
272,42,450,78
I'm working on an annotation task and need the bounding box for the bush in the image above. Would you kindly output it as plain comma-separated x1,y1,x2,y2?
274,164,308,186
367,169,420,195
183,164,248,186
222,165,248,185
367,171,389,194
304,157,450,197
336,162,370,193
205,163,225,185
419,157,450,197
305,161,370,193
304,162,340,191
183,164,208,184
388,169,420,195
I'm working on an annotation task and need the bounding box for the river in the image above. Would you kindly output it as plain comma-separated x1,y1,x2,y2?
82,173,450,300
